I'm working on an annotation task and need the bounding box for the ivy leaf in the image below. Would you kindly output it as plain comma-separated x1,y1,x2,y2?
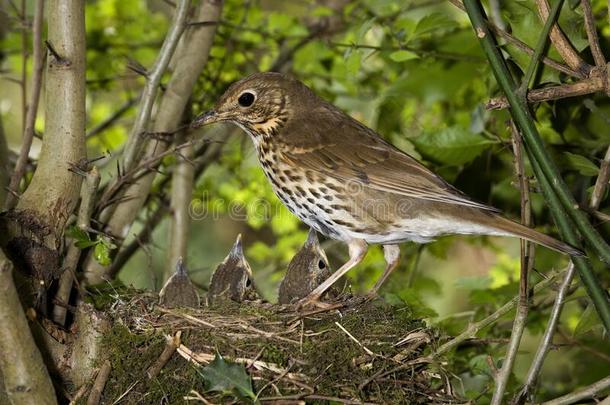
412,127,496,166
563,152,599,176
200,354,256,402
389,50,419,62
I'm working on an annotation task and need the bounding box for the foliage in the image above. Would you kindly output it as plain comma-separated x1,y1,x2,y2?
1,0,609,403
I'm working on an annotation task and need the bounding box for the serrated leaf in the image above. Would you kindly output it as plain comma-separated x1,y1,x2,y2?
94,242,112,266
200,354,256,401
412,127,496,165
412,13,457,39
389,50,419,62
563,152,599,176
66,225,90,243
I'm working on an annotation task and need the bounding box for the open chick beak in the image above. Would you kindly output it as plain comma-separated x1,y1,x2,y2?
190,110,218,128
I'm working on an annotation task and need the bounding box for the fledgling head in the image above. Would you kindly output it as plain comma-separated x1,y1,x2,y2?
159,257,200,308
207,234,258,304
278,229,331,304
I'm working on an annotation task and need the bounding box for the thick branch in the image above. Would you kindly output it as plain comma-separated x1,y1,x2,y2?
5,0,45,210
581,0,606,68
84,0,222,284
534,0,592,76
0,251,57,404
541,375,610,405
166,128,194,279
121,0,191,172
486,73,606,110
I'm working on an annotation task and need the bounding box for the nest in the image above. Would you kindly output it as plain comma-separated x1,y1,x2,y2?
93,290,459,404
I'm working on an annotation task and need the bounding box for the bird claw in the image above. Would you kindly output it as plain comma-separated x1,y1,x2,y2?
296,294,335,311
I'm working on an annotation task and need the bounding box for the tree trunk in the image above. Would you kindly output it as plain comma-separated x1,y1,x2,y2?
0,0,86,302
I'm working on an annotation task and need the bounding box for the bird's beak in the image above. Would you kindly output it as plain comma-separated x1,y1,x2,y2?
191,110,218,128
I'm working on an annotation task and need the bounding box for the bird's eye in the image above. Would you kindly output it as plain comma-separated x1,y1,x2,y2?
238,92,255,107
318,259,326,269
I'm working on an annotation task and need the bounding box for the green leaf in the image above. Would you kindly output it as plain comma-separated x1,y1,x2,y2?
389,50,419,62
94,242,112,266
75,239,99,249
563,152,599,176
199,354,256,401
574,304,602,336
412,127,496,166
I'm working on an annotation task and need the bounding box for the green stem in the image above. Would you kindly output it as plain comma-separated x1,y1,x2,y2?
531,157,610,331
518,0,564,95
463,0,610,331
464,0,610,265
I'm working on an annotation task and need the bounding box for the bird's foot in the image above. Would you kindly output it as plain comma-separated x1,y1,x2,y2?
296,294,336,311
364,290,379,302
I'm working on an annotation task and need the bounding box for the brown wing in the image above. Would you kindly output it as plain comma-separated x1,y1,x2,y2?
278,104,499,212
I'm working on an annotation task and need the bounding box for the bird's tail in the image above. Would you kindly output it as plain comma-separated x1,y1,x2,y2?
489,215,584,257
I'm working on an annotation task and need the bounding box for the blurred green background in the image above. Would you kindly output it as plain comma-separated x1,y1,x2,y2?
1,0,609,402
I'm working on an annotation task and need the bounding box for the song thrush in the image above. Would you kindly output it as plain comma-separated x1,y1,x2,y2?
193,72,582,307
159,257,200,308
278,228,335,304
207,234,260,304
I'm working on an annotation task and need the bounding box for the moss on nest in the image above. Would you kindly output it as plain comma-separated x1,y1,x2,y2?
84,290,457,404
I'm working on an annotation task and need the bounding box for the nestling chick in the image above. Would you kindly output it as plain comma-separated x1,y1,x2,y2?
207,234,259,304
159,257,200,308
278,229,335,304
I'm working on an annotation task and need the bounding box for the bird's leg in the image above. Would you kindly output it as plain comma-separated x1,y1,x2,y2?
366,244,400,299
297,239,368,308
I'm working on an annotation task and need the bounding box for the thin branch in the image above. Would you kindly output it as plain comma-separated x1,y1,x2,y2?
121,0,191,172
146,332,181,379
107,202,166,278
490,123,535,405
534,0,592,76
540,375,610,405
86,98,137,139
486,74,606,110
0,251,57,404
590,146,610,210
432,270,563,357
514,102,610,402
52,166,101,325
5,0,45,209
448,0,583,78
491,26,583,78
581,0,606,68
86,360,111,405
519,0,565,95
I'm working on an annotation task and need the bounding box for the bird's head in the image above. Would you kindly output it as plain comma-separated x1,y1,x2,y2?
192,72,312,138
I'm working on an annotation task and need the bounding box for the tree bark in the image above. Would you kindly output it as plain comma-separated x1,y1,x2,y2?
0,0,86,301
0,250,57,404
